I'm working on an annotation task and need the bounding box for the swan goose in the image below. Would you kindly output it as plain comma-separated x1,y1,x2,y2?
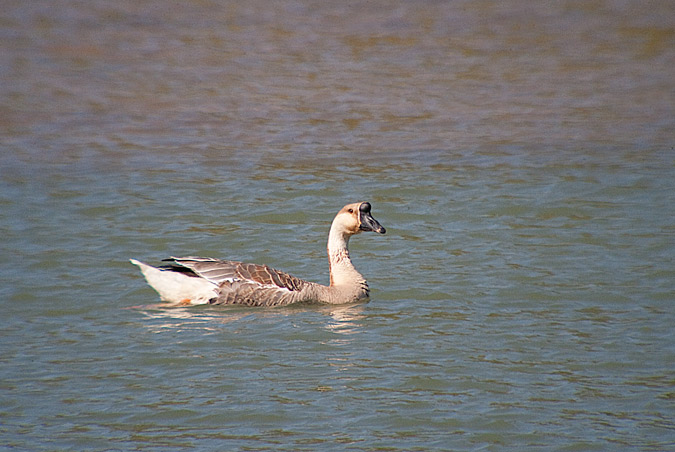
130,201,386,307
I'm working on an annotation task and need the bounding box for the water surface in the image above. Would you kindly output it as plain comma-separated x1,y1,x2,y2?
1,1,674,450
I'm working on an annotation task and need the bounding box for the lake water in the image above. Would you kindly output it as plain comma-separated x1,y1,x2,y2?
1,1,674,450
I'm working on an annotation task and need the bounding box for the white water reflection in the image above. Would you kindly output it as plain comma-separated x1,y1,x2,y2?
315,303,367,334
130,305,224,332
129,302,367,336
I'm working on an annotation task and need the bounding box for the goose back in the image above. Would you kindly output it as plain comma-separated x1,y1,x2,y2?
163,257,315,307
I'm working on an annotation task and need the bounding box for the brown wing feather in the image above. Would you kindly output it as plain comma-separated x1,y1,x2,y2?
233,262,307,292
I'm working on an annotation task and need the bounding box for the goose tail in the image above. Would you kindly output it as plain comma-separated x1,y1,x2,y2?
129,259,216,305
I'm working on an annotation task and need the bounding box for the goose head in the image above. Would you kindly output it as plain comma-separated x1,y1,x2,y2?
333,201,386,236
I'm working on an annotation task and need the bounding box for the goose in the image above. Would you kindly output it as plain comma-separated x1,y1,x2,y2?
130,201,386,307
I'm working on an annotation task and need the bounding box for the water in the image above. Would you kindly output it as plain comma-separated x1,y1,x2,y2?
1,1,674,450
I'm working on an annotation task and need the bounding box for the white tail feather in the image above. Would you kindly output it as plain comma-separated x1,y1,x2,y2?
129,259,216,304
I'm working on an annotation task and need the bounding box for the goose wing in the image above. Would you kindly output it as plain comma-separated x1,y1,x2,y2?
162,257,311,306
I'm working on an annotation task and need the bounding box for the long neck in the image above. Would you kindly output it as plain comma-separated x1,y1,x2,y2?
327,226,365,288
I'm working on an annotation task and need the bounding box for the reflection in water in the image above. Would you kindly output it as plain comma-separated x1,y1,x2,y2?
129,302,367,336
316,303,367,334
129,304,227,332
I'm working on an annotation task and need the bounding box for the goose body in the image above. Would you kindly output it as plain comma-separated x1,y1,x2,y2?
130,202,386,307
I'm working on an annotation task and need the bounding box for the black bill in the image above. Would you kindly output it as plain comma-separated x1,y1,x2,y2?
358,202,386,234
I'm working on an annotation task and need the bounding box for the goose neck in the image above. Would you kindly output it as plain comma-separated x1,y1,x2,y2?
327,229,365,287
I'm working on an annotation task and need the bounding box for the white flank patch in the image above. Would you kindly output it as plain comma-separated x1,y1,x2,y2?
130,259,217,304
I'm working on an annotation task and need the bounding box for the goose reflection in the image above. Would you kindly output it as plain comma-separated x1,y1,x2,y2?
128,302,366,335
